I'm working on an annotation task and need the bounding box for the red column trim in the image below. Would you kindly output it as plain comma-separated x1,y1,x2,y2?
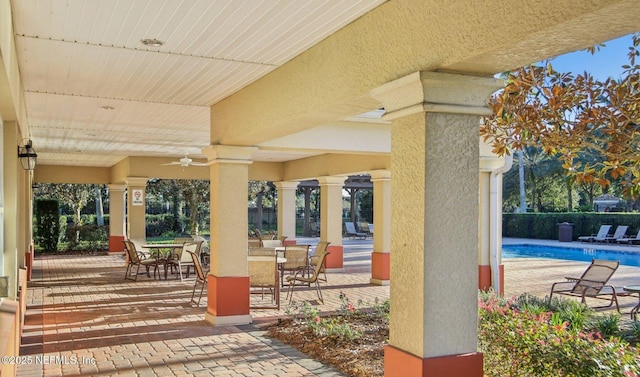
371,252,390,281
207,275,250,317
325,245,343,269
109,235,125,252
478,264,504,295
384,345,483,377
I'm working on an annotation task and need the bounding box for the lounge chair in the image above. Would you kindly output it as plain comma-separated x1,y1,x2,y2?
548,259,621,311
601,225,628,243
344,222,367,239
358,222,372,237
617,228,640,245
577,225,611,243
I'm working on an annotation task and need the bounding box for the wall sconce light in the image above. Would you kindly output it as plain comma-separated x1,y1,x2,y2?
17,138,38,170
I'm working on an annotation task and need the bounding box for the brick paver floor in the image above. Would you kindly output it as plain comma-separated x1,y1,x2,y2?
17,238,640,376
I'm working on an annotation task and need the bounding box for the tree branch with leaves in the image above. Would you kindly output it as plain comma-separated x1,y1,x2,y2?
481,33,640,198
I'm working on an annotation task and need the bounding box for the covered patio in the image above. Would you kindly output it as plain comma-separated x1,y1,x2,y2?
17,238,640,376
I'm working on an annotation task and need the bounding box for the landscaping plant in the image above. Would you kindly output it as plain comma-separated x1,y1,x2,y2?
479,292,640,377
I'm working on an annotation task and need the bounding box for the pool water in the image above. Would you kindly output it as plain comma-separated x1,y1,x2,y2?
503,244,640,267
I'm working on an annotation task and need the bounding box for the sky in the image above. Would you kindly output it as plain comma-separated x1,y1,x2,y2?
546,33,636,80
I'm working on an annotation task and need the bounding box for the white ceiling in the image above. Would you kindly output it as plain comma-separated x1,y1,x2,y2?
11,0,388,167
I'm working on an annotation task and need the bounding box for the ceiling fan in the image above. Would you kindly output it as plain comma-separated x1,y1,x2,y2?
162,155,208,167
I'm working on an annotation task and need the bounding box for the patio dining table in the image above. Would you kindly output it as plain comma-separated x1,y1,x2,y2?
142,243,186,279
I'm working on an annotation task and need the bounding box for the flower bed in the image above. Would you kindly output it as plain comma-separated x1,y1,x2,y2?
479,292,640,376
266,292,640,377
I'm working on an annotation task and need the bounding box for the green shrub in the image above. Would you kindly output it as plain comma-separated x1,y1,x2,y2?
35,199,60,252
479,292,640,376
588,313,621,340
622,321,640,346
146,214,177,237
63,224,108,252
503,212,640,240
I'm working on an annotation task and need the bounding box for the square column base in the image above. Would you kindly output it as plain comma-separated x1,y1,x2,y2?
478,264,504,295
207,275,250,319
371,252,390,284
325,245,343,269
109,235,125,252
204,312,252,326
384,345,483,377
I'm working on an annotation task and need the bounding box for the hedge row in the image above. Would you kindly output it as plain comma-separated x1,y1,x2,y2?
503,213,640,241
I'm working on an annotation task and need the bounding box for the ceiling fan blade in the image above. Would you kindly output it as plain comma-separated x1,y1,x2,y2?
189,162,208,166
161,161,181,166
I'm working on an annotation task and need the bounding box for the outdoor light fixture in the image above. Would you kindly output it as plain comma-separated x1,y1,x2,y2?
17,138,38,170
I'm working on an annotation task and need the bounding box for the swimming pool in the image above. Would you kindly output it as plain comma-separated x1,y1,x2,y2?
503,244,640,267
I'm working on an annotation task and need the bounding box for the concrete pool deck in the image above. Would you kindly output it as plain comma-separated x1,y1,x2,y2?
503,238,640,310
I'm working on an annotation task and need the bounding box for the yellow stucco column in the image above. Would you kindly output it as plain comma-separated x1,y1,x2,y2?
203,145,256,326
22,170,34,281
274,181,299,244
3,121,19,299
317,176,346,270
371,71,502,377
369,170,391,286
125,177,148,242
108,184,126,253
479,149,511,295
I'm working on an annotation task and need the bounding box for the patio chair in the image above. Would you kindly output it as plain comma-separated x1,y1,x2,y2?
617,228,640,245
358,222,372,237
248,237,262,248
309,241,330,282
601,225,628,243
280,244,311,287
123,240,162,281
248,255,280,310
129,238,151,258
187,250,207,307
286,250,330,304
577,225,612,243
548,259,621,311
261,239,283,248
248,247,276,256
192,235,210,266
166,241,203,281
344,222,367,239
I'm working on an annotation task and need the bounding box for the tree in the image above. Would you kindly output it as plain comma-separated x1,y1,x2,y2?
147,179,210,234
34,183,98,224
248,181,276,231
481,33,640,198
175,179,209,234
146,179,181,232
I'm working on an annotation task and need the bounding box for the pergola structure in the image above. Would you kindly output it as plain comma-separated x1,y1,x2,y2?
1,1,638,375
